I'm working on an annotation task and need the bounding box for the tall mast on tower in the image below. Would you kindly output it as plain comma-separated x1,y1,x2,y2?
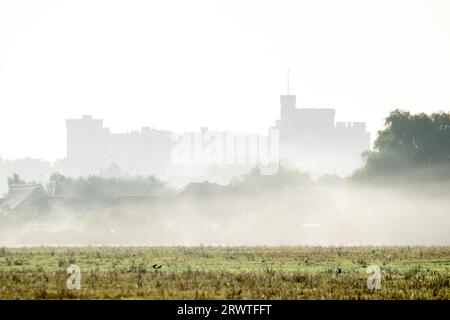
287,68,290,95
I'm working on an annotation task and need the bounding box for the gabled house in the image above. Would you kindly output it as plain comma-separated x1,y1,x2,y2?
0,184,49,216
0,177,114,215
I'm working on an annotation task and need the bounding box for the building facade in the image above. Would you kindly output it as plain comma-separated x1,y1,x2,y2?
274,94,370,175
63,94,370,177
65,115,173,176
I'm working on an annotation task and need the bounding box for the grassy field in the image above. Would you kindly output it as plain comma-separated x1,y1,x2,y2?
0,246,448,299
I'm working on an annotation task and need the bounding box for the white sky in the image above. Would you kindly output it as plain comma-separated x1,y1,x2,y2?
1,0,450,161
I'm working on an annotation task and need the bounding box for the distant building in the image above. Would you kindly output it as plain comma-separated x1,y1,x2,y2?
65,115,173,176
274,94,370,175
63,94,370,177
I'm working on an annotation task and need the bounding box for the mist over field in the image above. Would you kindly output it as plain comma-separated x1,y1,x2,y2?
2,1,450,303
1,179,448,246
0,1,449,250
1,109,449,247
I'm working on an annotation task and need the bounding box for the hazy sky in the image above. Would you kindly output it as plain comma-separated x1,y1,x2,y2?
1,0,450,161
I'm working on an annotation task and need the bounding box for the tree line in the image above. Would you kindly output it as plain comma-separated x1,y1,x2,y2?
354,109,450,181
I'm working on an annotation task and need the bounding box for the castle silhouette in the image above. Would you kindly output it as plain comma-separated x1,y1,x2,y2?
63,93,370,178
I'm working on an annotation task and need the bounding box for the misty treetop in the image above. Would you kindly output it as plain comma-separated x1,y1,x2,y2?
48,173,171,198
354,109,450,180
7,173,26,189
2,172,170,198
232,166,311,192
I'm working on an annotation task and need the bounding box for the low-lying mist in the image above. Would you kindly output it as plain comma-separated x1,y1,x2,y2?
1,181,449,246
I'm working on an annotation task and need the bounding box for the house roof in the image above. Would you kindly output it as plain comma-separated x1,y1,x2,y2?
1,184,47,211
177,181,231,198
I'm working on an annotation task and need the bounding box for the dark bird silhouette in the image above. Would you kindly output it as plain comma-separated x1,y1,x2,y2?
333,267,342,275
152,264,162,269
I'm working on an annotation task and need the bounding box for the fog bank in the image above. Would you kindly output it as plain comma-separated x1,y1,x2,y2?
1,182,449,246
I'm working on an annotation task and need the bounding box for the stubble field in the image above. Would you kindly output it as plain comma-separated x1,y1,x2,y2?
0,246,448,299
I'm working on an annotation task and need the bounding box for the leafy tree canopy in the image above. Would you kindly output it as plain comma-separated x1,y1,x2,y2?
232,166,310,192
353,109,450,180
48,172,170,197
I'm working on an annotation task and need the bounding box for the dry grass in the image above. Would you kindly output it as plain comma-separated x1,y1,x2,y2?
0,246,448,299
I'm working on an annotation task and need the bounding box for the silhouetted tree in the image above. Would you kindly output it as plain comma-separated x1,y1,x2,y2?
233,166,310,191
354,109,450,180
7,173,26,189
47,172,170,197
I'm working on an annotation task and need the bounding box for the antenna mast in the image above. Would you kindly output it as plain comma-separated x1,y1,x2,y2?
287,68,290,95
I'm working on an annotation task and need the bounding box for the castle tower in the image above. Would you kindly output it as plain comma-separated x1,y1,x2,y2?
280,68,296,118
66,115,104,161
